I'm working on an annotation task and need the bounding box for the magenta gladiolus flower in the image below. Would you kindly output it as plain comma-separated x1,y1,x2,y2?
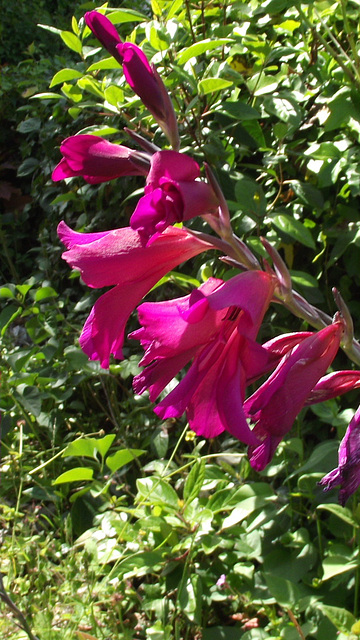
58,222,213,368
85,11,179,149
319,405,360,505
52,135,148,184
130,150,219,241
131,271,275,442
245,322,344,471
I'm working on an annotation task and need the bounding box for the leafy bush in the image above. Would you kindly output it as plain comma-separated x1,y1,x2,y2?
2,1,360,639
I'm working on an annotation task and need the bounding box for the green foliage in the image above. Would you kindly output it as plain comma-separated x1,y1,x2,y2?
2,1,360,639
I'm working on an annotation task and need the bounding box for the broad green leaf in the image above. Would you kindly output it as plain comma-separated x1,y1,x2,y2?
104,86,124,107
287,440,338,478
106,448,145,473
198,78,233,95
247,73,279,96
291,180,324,210
17,118,41,133
17,158,39,176
319,605,356,633
87,57,122,72
15,385,42,417
0,287,15,299
322,555,359,581
60,31,83,55
63,435,116,460
317,503,360,528
136,477,179,509
235,176,266,217
50,69,84,87
77,76,104,99
183,459,205,504
274,20,301,33
61,83,83,103
53,468,94,484
222,101,260,120
177,39,234,65
264,573,300,608
34,287,58,302
271,214,315,249
222,497,270,528
116,551,164,578
106,9,147,24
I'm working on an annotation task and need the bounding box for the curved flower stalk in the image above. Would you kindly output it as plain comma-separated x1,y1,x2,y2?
58,222,214,368
131,271,276,443
85,10,180,150
52,135,149,183
245,321,344,471
319,405,360,505
130,150,219,242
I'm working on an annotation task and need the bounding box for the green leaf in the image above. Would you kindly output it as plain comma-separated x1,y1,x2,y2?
317,503,360,528
274,19,301,34
106,448,145,473
50,68,84,87
15,385,42,417
71,15,79,36
198,78,233,95
77,76,104,99
17,158,39,176
247,73,279,96
235,176,266,217
222,101,260,120
77,125,120,136
0,305,22,335
17,118,41,133
61,83,83,103
106,9,147,24
271,214,315,249
166,0,184,19
116,551,164,578
60,31,83,55
53,468,94,485
221,496,271,529
87,57,122,72
30,92,63,100
0,287,15,299
291,180,324,209
177,39,234,65
63,435,116,460
178,575,202,624
183,459,205,505
287,440,339,478
104,86,124,107
264,573,300,608
136,477,179,509
322,555,359,581
34,287,58,302
319,605,356,633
